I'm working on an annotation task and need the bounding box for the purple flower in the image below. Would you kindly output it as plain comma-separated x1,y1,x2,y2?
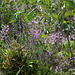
68,63,70,65
60,68,62,70
62,29,64,31
74,15,75,17
59,66,61,69
73,18,75,20
7,25,9,28
6,30,8,32
60,36,62,39
63,65,65,68
2,36,5,38
32,20,34,23
45,22,47,24
46,20,48,21
34,21,38,24
0,31,2,33
28,23,32,25
74,21,75,23
55,66,58,72
55,69,57,72
39,16,43,20
58,25,60,28
48,51,53,56
71,68,73,71
3,25,6,28
65,38,67,40
59,43,61,45
51,42,55,44
1,39,4,41
42,22,44,24
8,28,9,30
60,33,62,35
48,40,51,43
62,39,65,43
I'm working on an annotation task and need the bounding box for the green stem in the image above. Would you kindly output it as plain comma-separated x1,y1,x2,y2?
67,35,74,66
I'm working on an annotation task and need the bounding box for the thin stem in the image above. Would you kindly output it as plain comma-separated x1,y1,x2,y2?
67,35,74,66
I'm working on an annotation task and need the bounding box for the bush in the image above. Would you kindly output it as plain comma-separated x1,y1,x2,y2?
0,41,39,75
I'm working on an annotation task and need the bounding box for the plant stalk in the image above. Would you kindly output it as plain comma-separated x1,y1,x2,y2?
67,35,74,66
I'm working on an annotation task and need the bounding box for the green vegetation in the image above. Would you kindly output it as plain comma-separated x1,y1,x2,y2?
0,0,75,75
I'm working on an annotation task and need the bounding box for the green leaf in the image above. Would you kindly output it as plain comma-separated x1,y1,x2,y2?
29,65,33,67
64,11,73,18
16,65,24,75
50,66,52,70
55,24,59,29
61,3,65,9
41,34,48,38
37,0,40,3
59,71,63,75
14,10,21,18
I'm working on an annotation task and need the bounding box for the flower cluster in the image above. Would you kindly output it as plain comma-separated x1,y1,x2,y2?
0,25,9,41
42,32,75,46
55,59,70,73
28,16,75,46
30,29,40,40
45,50,53,56
28,16,44,40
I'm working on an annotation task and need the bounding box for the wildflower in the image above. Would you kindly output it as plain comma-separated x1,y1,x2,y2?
1,39,4,41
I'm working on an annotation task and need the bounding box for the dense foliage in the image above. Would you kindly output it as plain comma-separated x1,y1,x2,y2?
0,0,75,75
